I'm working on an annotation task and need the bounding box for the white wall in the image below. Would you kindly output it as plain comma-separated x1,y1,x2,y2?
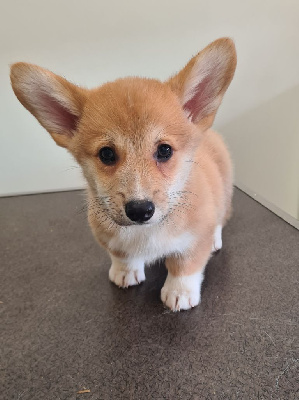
221,86,299,222
1,1,299,198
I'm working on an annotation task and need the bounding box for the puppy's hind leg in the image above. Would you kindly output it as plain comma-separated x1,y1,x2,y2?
212,224,222,253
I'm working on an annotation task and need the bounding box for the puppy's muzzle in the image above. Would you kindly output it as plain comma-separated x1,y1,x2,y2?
125,200,155,223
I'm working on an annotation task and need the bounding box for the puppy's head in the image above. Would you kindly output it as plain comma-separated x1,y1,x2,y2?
10,38,236,226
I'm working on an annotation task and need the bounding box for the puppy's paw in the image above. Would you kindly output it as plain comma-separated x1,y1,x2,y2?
161,272,203,311
212,224,222,253
109,263,145,288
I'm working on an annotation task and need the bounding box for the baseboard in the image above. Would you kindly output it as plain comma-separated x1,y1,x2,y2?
0,186,85,198
235,183,299,230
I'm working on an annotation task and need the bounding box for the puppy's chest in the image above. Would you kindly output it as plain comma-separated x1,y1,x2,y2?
108,225,194,263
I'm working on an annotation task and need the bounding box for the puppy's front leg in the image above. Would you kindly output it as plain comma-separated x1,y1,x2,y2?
161,241,212,311
108,254,145,288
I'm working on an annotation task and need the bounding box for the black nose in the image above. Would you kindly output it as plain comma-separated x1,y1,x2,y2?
125,200,155,223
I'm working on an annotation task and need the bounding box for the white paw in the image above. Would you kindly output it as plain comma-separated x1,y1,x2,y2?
109,261,145,288
212,224,222,252
161,272,204,311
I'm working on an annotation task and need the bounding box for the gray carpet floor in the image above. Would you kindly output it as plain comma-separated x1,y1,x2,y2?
0,188,298,400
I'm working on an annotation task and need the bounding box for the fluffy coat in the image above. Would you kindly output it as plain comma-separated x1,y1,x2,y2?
10,38,237,311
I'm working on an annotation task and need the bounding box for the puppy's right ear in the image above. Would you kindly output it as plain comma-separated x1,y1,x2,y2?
10,63,87,148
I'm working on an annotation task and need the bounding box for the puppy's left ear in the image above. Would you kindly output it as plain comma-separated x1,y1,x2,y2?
167,38,237,131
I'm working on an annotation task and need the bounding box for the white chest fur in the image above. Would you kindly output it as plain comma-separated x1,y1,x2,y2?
108,224,194,263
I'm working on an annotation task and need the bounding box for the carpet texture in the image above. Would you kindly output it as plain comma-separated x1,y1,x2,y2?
0,188,298,400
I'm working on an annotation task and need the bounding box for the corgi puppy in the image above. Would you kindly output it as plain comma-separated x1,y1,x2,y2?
10,38,236,311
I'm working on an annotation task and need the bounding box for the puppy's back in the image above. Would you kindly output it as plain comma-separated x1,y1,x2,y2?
193,129,233,225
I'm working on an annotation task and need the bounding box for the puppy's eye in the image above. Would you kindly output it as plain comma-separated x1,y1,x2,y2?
156,144,172,162
98,147,117,165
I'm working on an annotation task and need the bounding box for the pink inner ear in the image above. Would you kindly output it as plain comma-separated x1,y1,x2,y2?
39,92,78,134
183,74,214,122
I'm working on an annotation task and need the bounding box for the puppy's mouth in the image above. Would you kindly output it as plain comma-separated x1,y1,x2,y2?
112,217,153,227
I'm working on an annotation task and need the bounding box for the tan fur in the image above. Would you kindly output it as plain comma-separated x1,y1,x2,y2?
10,38,237,310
